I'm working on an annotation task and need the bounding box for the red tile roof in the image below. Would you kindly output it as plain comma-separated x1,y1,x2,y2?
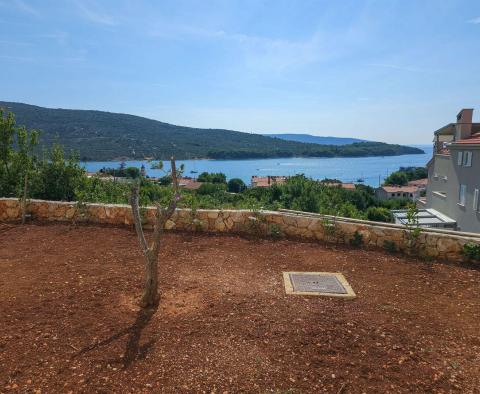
341,183,356,190
323,182,356,190
381,186,419,193
408,178,428,187
454,132,480,145
251,176,288,188
178,177,202,190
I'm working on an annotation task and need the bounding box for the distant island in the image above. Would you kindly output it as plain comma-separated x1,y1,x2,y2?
0,101,424,161
263,133,367,145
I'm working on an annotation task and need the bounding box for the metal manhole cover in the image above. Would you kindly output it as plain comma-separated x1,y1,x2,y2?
283,272,356,299
289,273,347,294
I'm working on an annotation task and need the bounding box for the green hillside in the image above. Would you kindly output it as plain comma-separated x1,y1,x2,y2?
0,101,424,161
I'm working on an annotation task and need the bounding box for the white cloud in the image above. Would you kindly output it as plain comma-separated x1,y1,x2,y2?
75,1,116,26
467,16,480,24
149,24,348,74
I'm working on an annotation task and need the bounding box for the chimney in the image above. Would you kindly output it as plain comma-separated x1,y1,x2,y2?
455,108,474,141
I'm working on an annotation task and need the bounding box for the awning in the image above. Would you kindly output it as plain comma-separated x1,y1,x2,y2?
391,208,456,228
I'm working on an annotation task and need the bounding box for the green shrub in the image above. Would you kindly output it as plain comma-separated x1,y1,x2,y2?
32,144,86,201
197,172,226,183
462,242,480,261
227,178,246,193
349,230,363,247
383,171,408,186
383,240,397,253
366,207,392,222
197,182,226,195
268,224,283,239
404,205,422,254
157,175,172,186
101,165,140,178
321,216,344,243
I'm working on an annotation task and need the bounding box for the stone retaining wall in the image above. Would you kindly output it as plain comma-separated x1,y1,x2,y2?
1,198,480,263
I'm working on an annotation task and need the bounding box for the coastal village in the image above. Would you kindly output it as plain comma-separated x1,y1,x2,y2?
2,1,480,392
88,170,426,195
82,108,480,234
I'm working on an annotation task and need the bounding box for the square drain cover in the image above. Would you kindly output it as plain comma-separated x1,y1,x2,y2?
283,272,356,299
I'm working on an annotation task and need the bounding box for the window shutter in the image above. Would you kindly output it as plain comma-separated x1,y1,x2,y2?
459,184,467,206
474,189,479,211
466,151,473,167
457,151,463,166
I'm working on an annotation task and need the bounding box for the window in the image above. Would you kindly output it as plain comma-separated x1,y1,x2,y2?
464,151,473,167
459,184,467,206
474,189,479,212
458,151,473,167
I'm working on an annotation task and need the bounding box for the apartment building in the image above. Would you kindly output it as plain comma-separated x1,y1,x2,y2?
375,185,420,202
251,176,288,188
424,108,480,232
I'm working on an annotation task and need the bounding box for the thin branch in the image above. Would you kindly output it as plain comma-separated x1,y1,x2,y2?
171,157,178,193
129,182,149,255
149,157,182,256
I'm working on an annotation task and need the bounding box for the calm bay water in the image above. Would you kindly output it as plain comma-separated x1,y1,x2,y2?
82,145,432,188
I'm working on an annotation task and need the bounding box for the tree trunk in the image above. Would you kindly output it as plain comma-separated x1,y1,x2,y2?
130,157,180,309
140,251,159,307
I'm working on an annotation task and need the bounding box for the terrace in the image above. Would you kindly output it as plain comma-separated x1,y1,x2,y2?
1,220,479,392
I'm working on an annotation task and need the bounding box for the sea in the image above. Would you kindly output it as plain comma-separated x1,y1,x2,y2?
82,144,432,188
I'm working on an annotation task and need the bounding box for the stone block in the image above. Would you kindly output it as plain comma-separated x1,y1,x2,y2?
282,215,297,227
437,237,461,254
6,207,20,218
225,216,234,230
65,207,76,219
296,217,312,229
338,222,358,235
165,220,176,230
307,219,323,232
207,211,219,219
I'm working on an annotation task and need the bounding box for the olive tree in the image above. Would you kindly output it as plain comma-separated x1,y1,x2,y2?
0,110,38,222
129,158,182,308
0,110,18,197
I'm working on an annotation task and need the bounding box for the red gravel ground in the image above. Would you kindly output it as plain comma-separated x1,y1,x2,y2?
1,223,479,393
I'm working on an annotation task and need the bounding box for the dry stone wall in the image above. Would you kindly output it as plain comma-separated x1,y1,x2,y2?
1,198,479,263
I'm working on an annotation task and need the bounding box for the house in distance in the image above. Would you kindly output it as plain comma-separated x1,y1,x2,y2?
395,108,480,232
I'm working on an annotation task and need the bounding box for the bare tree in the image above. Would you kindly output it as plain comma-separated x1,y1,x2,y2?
129,157,181,308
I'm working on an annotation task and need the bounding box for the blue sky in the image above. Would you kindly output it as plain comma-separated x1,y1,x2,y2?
1,0,480,144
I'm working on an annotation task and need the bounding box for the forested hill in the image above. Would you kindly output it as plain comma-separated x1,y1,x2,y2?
263,133,367,145
0,101,424,161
